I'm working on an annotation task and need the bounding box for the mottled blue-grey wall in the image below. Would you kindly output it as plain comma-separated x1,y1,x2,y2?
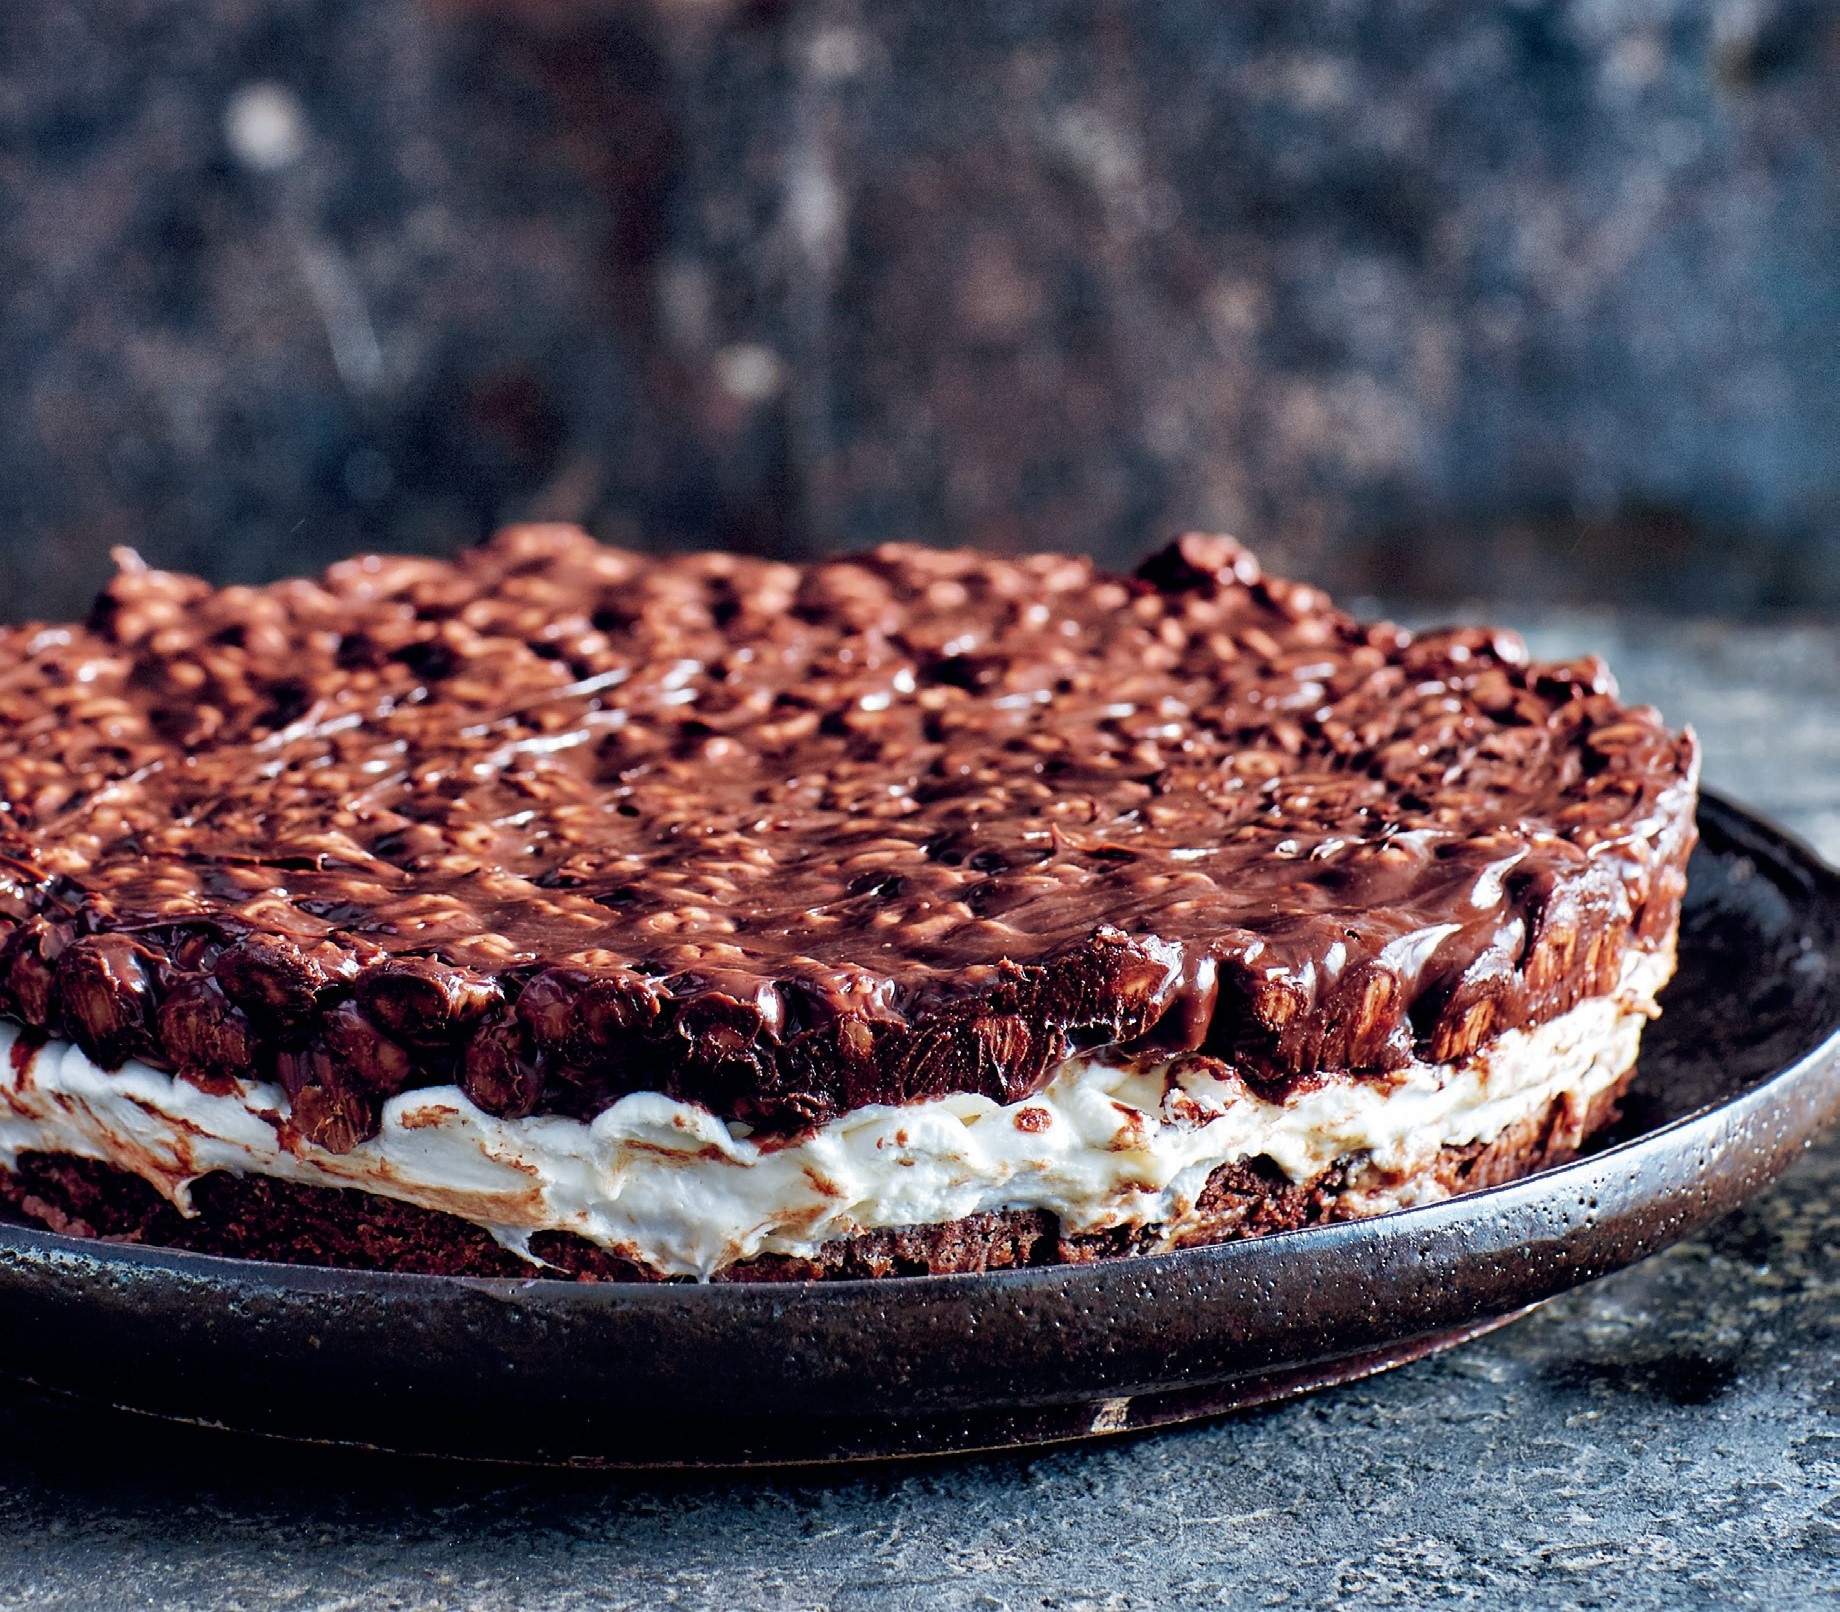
2,0,1836,619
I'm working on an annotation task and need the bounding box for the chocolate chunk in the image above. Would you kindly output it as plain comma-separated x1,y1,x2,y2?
267,1001,414,1151
513,969,580,1056
355,958,500,1047
0,917,73,1031
158,975,261,1084
320,999,415,1097
54,934,159,1069
215,935,353,1031
461,1010,543,1119
1134,530,1262,593
575,971,664,1047
510,965,665,1075
275,1039,378,1154
285,1078,377,1156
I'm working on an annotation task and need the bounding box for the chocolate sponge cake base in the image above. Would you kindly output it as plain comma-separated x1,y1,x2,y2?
0,1073,1628,1282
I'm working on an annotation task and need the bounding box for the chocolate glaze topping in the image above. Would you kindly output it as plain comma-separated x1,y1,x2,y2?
0,527,1697,1149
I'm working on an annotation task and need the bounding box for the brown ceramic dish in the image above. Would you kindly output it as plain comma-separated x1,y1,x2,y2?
0,791,1831,1467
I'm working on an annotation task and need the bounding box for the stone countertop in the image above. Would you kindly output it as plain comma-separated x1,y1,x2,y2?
0,612,1835,1612
8,3,1840,619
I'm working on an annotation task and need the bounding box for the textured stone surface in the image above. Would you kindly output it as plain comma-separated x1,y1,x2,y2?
3,1,1838,619
0,610,1833,1608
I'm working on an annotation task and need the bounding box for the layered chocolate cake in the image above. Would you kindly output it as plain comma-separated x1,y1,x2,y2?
0,527,1697,1280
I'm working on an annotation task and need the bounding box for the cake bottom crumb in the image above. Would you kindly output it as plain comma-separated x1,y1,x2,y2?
0,1072,1629,1282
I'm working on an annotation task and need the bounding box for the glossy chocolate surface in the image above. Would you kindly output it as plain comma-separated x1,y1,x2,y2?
0,528,1697,1144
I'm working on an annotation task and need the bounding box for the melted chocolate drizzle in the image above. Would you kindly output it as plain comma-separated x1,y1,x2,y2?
0,528,1698,1148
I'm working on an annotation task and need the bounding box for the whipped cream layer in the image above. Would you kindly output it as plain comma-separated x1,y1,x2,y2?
0,949,1670,1279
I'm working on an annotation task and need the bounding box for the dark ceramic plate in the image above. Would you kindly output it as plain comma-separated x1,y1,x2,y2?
0,793,1835,1468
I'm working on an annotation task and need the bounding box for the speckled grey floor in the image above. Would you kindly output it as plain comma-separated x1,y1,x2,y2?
0,612,1835,1612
